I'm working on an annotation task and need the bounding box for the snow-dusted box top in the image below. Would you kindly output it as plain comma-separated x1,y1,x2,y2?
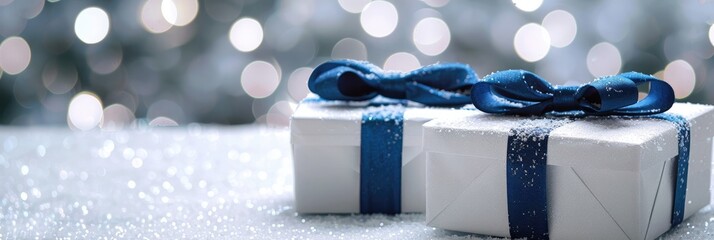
423,102,714,171
291,94,477,147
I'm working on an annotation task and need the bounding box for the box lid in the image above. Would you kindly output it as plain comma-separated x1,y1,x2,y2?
290,94,478,146
423,103,714,171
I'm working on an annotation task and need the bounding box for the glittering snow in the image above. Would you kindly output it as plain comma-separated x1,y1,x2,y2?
0,126,711,239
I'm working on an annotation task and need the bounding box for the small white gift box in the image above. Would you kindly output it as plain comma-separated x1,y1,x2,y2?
423,103,714,239
290,95,474,213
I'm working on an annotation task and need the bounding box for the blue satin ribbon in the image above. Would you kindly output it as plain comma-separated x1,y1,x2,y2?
506,126,558,240
308,59,478,106
360,101,406,214
471,70,675,116
651,113,691,226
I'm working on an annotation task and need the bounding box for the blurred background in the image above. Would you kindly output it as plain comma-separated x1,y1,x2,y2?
0,0,713,129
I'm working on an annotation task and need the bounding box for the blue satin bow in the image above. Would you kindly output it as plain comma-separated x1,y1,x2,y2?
308,59,478,106
471,70,675,115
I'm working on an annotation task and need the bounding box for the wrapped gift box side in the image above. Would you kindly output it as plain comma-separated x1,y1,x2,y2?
423,103,714,240
290,97,475,213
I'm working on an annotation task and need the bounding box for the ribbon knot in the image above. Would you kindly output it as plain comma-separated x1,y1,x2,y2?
308,59,478,106
471,70,675,116
551,86,579,111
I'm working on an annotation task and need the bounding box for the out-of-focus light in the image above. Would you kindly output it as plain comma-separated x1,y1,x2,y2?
514,23,550,62
384,52,421,72
101,104,135,131
86,45,123,75
141,0,172,34
709,24,714,48
513,0,542,12
149,116,179,127
161,0,178,25
542,10,577,48
74,7,110,44
422,0,450,8
360,1,398,38
42,61,78,94
413,17,451,56
278,0,314,26
338,0,371,14
287,67,313,101
162,0,199,26
0,36,31,75
586,42,621,77
241,61,280,99
663,59,696,99
229,18,263,52
68,92,103,131
266,101,294,127
21,0,45,19
147,99,185,124
331,38,368,60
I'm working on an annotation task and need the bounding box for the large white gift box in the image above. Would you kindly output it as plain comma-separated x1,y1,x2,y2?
290,95,474,213
423,103,714,239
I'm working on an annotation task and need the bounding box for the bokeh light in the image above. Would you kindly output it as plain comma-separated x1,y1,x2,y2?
422,0,450,8
360,1,398,38
383,52,421,72
86,45,123,75
229,18,264,52
74,7,110,44
42,60,78,95
663,59,696,99
0,1,713,126
163,0,199,26
331,38,368,60
241,61,280,99
287,67,313,101
266,101,294,127
0,36,31,75
512,0,543,12
338,0,371,14
161,0,178,25
149,116,179,127
147,99,185,124
67,92,103,131
709,24,714,48
514,23,550,62
141,0,173,34
542,10,577,48
101,104,135,131
586,42,621,77
413,17,451,56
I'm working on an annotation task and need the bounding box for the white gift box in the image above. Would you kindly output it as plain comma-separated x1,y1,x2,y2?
423,103,714,239
290,95,475,213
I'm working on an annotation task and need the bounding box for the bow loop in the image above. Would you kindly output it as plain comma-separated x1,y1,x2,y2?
308,59,478,106
471,70,675,116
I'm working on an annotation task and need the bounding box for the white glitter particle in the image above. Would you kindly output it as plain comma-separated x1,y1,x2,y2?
127,180,136,189
20,165,29,175
20,192,27,201
123,148,135,160
131,158,143,168
36,145,46,157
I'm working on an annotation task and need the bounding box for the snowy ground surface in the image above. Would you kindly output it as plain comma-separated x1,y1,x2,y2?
1,126,712,239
